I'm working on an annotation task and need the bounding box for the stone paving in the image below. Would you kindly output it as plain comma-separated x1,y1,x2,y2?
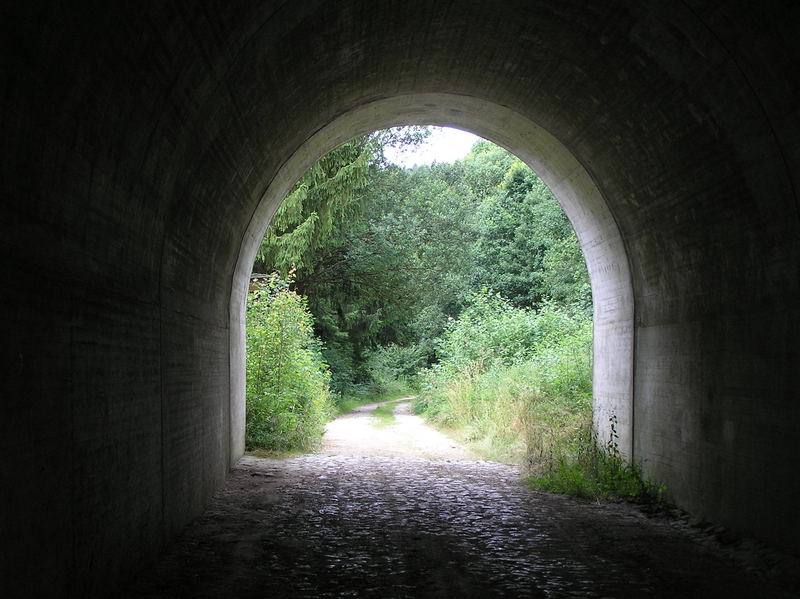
118,403,797,598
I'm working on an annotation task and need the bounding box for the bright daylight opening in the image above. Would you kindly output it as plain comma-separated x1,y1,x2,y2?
244,126,653,501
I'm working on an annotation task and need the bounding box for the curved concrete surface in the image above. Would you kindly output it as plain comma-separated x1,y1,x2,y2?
1,1,798,597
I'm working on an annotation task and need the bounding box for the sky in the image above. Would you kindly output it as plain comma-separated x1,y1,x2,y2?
384,126,482,168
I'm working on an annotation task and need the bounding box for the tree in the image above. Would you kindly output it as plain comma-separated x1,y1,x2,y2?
254,127,430,275
251,131,590,394
254,138,372,274
474,158,591,311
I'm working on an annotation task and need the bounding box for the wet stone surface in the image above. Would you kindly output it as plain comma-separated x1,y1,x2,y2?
119,454,795,598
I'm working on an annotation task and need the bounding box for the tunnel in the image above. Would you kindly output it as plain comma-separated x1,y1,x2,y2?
1,1,798,597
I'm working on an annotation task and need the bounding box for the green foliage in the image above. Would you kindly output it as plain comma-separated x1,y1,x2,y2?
249,131,614,503
245,274,334,451
363,343,427,394
529,419,666,504
474,159,591,311
433,291,591,373
254,127,430,276
253,128,441,394
253,132,592,398
415,300,592,460
433,292,538,371
414,295,661,504
459,140,517,198
255,138,372,274
289,157,481,393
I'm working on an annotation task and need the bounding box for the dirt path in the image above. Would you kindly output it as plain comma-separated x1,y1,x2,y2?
119,401,799,598
320,397,474,461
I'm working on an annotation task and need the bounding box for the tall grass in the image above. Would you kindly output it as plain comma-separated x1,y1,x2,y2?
531,420,664,502
415,337,591,465
414,293,663,503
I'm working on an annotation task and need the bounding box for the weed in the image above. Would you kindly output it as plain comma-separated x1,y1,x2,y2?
527,417,666,505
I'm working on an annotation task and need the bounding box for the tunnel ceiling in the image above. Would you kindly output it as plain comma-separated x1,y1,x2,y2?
3,2,797,319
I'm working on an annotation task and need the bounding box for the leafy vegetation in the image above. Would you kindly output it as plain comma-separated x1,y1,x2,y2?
246,127,660,504
413,292,662,503
474,159,591,311
530,422,665,503
414,294,592,463
245,273,334,451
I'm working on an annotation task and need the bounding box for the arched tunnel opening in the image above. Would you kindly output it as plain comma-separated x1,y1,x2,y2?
232,103,633,465
1,2,798,597
240,122,600,469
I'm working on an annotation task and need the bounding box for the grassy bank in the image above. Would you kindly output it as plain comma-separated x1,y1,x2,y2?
413,296,663,504
415,360,663,503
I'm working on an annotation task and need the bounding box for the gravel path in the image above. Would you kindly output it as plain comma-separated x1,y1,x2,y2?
119,400,798,598
320,398,474,461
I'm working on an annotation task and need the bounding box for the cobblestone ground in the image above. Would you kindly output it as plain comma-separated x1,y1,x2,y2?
119,403,797,598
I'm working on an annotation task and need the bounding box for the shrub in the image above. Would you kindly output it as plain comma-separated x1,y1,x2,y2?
363,343,426,394
412,295,664,504
246,274,334,451
434,292,540,372
415,297,593,463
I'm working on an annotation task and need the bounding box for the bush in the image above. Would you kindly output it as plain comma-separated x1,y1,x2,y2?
363,343,426,394
246,274,334,451
433,292,540,372
415,297,593,462
414,296,663,503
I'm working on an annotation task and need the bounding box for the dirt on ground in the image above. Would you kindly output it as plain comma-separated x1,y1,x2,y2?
319,398,474,461
117,399,799,598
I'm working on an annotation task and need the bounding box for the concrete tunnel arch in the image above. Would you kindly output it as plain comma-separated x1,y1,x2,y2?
2,1,799,597
229,93,636,464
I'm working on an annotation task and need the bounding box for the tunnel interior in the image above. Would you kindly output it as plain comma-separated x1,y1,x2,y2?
1,2,799,597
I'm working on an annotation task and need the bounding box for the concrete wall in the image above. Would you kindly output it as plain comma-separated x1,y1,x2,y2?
1,1,798,597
